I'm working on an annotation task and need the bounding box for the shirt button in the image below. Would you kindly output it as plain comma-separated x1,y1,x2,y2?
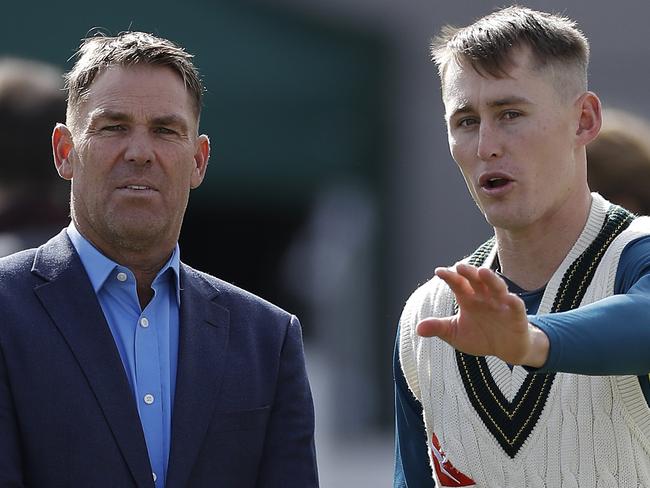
144,394,155,405
116,272,127,282
152,472,157,482
140,317,149,328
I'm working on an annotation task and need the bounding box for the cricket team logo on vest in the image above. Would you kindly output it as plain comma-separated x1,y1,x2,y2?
430,433,475,486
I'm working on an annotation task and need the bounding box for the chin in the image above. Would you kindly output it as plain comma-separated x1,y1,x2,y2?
482,209,529,231
111,220,168,247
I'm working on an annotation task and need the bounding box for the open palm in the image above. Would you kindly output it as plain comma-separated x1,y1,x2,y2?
417,263,546,366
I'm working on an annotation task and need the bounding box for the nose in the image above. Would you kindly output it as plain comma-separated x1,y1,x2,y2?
476,121,502,161
123,129,154,165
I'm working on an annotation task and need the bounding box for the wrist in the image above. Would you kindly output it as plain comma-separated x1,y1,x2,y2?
523,323,550,368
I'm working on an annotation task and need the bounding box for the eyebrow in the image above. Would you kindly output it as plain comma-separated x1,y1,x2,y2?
89,110,190,133
89,109,132,123
448,96,533,119
150,114,190,133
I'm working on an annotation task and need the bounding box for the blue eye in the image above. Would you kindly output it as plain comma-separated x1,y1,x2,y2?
154,127,176,135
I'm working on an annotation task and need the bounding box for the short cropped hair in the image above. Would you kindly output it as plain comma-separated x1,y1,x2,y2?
64,31,204,122
431,6,589,93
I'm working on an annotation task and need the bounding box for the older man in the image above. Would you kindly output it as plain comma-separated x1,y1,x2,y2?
0,32,318,487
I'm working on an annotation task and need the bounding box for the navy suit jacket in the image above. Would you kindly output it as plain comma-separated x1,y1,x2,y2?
0,230,318,487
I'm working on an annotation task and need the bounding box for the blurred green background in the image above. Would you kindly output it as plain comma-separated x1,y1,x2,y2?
4,0,649,485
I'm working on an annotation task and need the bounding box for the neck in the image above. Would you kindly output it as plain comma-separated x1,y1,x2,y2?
117,251,171,307
73,220,174,308
495,192,592,290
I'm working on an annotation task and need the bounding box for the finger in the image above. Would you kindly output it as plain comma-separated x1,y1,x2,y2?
435,267,474,299
477,267,509,297
455,263,489,296
416,316,455,342
502,292,527,315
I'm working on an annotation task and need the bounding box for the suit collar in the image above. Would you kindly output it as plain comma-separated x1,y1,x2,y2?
166,265,230,488
32,232,231,488
66,223,182,303
32,230,155,487
31,229,80,282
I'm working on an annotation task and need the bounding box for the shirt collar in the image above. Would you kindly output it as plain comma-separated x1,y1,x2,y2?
66,221,181,304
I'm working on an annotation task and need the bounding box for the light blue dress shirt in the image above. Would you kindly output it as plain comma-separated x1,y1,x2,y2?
67,223,180,487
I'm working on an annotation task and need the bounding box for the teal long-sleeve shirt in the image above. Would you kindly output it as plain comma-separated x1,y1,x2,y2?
393,235,650,488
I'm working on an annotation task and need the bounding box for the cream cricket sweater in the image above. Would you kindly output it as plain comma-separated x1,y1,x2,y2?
399,194,650,487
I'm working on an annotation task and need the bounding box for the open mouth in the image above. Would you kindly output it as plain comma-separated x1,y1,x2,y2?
483,177,509,189
478,171,514,191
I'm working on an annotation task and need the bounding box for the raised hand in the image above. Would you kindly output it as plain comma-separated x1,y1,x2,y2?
416,263,549,367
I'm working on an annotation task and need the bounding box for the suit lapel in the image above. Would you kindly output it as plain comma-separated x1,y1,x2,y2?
166,265,230,488
31,231,154,487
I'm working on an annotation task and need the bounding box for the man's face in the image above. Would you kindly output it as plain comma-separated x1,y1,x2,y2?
57,64,209,255
442,48,585,232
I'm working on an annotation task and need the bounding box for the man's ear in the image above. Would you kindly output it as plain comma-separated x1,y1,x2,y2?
190,134,210,189
575,91,602,146
52,123,75,180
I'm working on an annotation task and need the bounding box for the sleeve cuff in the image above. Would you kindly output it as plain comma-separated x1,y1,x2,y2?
524,315,561,373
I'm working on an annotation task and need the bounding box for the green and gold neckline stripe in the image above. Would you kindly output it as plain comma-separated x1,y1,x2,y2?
455,205,634,458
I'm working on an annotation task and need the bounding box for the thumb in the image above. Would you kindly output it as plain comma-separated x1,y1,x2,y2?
416,316,454,339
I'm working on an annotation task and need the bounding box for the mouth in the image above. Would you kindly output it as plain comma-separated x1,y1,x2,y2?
118,184,157,192
482,177,510,189
478,173,514,194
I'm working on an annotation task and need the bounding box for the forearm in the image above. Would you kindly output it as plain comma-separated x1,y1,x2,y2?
529,292,650,375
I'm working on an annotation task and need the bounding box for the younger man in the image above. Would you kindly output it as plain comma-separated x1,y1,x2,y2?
395,6,650,487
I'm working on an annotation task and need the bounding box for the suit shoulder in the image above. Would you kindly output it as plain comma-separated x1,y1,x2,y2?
181,264,293,321
0,250,41,310
0,247,38,266
0,248,38,279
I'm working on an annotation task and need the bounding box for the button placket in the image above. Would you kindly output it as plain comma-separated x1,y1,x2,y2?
134,305,164,485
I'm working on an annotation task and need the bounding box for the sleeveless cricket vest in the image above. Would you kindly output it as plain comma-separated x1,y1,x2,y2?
399,194,650,487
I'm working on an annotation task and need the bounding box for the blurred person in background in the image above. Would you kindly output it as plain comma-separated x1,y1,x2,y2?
394,6,650,487
587,107,650,215
0,57,69,256
0,32,318,487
